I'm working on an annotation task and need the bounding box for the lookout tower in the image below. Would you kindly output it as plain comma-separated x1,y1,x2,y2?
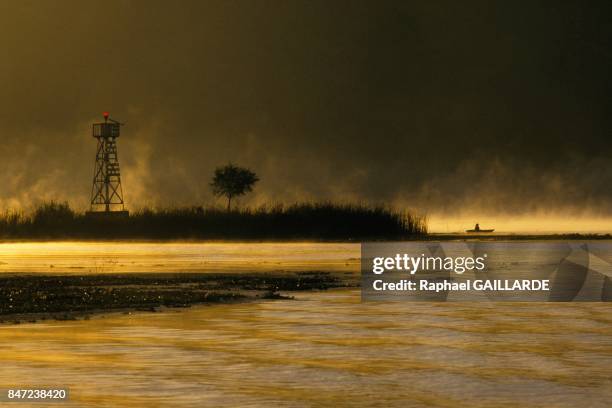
87,112,128,216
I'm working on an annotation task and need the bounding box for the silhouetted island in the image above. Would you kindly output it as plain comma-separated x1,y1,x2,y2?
0,201,426,241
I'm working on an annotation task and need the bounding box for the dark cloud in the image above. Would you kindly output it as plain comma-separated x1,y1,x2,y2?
0,0,610,219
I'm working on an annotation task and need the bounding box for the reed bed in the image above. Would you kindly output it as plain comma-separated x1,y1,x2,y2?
0,201,427,240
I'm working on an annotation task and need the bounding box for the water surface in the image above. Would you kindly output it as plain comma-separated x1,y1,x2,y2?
0,290,610,407
0,242,610,406
0,242,359,274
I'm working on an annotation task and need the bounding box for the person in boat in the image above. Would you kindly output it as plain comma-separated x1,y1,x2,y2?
474,223,480,232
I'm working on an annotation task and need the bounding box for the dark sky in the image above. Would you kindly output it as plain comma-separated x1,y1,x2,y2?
0,0,611,218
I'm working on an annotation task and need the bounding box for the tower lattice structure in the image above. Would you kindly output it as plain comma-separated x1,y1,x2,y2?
89,112,128,214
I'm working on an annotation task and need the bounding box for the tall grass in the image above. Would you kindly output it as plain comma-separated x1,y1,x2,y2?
0,201,427,240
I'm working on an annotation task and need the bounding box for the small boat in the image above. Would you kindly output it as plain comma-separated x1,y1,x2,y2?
465,223,494,233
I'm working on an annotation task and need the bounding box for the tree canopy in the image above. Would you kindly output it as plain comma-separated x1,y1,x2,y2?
210,163,259,211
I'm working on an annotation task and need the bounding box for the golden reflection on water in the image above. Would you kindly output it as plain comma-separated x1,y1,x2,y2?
0,290,610,407
0,242,359,274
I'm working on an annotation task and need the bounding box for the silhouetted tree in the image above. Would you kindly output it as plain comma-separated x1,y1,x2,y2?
210,163,259,211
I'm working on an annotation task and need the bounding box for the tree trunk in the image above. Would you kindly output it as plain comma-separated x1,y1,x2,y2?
227,195,232,212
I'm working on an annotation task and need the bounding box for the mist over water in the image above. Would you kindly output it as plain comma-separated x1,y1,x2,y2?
0,1,610,228
0,242,358,275
1,2,611,406
429,214,612,234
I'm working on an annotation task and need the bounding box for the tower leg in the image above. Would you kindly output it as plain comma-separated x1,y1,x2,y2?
90,136,126,213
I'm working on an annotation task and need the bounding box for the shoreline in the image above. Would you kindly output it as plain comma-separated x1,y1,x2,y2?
0,233,610,244
0,271,357,325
